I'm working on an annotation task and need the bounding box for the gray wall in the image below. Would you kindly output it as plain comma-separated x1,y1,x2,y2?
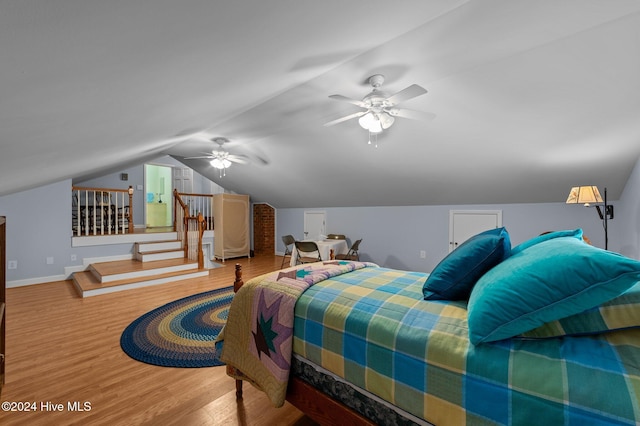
76,155,225,227
275,158,640,272
276,201,610,272
76,163,145,225
0,179,73,282
612,155,640,260
0,156,226,285
2,157,639,284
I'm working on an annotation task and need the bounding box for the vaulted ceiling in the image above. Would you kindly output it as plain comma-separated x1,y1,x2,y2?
2,1,640,208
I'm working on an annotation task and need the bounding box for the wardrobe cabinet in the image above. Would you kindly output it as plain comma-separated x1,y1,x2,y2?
213,194,250,261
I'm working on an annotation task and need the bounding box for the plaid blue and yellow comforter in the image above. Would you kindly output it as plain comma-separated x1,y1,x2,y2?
293,266,640,425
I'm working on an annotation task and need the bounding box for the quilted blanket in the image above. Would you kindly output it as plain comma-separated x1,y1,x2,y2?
219,260,374,406
294,267,640,425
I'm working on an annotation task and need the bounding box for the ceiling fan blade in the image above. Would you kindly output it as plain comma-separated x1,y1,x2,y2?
228,154,249,164
328,94,368,108
387,108,436,121
184,155,214,159
385,84,427,105
324,110,367,127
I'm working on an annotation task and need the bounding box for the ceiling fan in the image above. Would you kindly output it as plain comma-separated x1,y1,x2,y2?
324,74,435,133
184,137,248,177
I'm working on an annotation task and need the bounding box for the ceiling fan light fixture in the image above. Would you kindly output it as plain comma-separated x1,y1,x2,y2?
327,74,432,135
379,112,395,129
358,111,393,134
358,112,375,130
368,117,383,134
210,158,231,169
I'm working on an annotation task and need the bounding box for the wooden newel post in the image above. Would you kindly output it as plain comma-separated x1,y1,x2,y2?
127,186,134,234
233,263,244,399
233,264,243,293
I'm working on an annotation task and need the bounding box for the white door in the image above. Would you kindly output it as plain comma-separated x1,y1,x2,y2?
172,167,193,193
449,210,502,252
303,211,326,241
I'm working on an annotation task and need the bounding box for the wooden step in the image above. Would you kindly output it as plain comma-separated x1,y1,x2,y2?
135,239,184,262
136,249,184,262
73,268,209,297
135,240,182,253
89,258,199,283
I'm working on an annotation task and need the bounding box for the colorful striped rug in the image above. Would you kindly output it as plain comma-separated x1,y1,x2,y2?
120,286,233,367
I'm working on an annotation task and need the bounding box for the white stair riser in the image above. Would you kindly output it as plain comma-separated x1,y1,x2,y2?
136,251,184,262
136,241,182,253
92,262,198,283
77,270,209,297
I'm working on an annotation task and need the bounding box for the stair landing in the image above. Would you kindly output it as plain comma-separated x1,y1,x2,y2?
73,258,209,297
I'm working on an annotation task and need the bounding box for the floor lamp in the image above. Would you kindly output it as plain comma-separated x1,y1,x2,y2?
566,186,614,250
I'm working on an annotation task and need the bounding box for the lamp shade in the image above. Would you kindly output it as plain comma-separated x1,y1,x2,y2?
566,186,603,206
379,112,395,129
358,112,375,129
368,117,383,133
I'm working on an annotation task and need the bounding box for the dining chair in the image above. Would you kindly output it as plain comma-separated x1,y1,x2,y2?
71,193,86,235
117,205,130,233
294,241,322,265
90,191,115,234
335,239,362,261
281,234,296,268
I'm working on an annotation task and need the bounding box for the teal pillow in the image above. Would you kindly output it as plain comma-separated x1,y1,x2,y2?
423,227,511,300
510,228,583,255
467,237,640,344
519,282,640,338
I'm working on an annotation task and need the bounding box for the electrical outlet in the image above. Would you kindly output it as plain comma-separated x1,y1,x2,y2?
46,256,54,265
71,254,77,261
8,260,17,269
420,250,427,259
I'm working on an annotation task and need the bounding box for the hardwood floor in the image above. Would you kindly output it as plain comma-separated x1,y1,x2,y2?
0,254,316,426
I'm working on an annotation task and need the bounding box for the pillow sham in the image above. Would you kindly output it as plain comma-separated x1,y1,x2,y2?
467,237,640,344
423,227,510,301
519,281,640,338
510,228,583,256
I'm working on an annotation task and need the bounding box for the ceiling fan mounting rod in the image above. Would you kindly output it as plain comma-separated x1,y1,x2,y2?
368,74,385,88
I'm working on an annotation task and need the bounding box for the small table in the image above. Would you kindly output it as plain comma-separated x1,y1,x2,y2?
290,239,348,267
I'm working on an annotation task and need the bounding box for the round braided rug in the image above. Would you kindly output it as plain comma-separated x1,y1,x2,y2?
120,286,233,367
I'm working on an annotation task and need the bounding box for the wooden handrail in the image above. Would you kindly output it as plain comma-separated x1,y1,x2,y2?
176,192,214,198
72,186,132,193
174,191,214,231
173,189,206,269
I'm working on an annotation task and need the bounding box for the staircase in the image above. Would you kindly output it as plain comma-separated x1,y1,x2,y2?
73,239,209,297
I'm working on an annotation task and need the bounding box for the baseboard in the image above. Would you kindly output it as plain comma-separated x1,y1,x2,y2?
82,253,134,266
8,274,68,288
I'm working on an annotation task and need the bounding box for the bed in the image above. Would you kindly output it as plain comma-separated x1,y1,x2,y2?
219,229,640,425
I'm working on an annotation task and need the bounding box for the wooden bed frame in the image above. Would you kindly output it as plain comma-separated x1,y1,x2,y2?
231,264,376,426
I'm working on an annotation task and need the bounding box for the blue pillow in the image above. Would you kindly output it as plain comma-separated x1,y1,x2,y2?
467,237,640,344
510,228,583,255
519,282,640,339
423,227,511,300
